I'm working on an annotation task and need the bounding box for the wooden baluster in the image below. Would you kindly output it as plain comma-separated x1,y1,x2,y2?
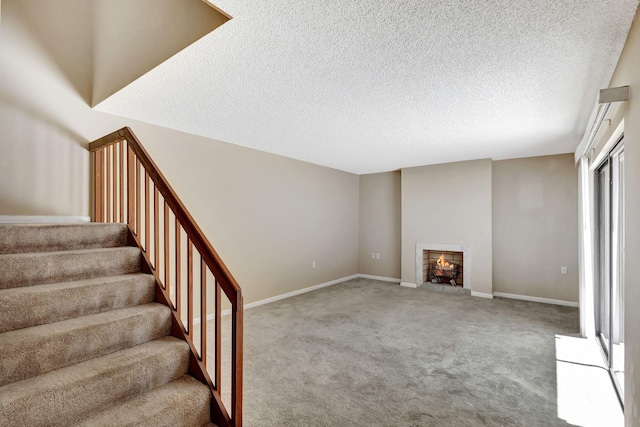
127,145,135,229
91,150,96,222
215,278,222,390
119,141,125,223
135,158,141,237
101,148,104,222
163,201,170,291
187,239,193,336
111,144,117,222
201,259,207,364
154,186,159,271
91,150,102,222
102,147,106,222
175,219,181,319
145,173,150,254
113,143,118,222
106,146,111,222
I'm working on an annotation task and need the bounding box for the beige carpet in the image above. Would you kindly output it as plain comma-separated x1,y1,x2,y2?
211,277,579,427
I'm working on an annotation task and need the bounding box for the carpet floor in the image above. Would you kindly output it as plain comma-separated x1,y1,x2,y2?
219,278,580,426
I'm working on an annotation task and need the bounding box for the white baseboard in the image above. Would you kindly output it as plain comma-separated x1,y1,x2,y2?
199,273,399,321
207,274,360,319
358,274,401,283
400,281,418,288
195,279,579,325
493,292,579,307
243,274,359,311
0,215,91,224
471,291,494,299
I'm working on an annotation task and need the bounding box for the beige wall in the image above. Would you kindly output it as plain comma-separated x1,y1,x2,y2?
401,159,493,294
0,0,93,216
492,154,579,302
144,127,360,303
0,100,90,216
359,172,401,279
596,8,640,424
0,0,359,305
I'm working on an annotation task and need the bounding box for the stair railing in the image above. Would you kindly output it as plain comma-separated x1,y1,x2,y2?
89,127,243,427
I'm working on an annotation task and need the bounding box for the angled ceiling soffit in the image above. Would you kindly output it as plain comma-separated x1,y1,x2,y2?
91,0,230,107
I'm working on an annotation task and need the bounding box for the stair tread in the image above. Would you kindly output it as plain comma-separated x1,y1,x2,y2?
0,273,156,333
0,246,141,289
73,375,213,427
0,303,171,386
0,223,128,254
0,337,190,427
0,246,139,258
0,273,154,297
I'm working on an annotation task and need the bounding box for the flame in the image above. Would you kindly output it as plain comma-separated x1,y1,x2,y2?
436,254,453,270
437,254,447,267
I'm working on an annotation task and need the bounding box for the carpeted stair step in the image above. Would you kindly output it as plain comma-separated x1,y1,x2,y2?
73,375,214,427
0,303,172,386
0,223,128,254
0,273,156,333
0,336,190,427
0,246,141,290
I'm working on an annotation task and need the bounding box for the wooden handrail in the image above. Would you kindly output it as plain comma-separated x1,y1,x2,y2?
89,127,243,427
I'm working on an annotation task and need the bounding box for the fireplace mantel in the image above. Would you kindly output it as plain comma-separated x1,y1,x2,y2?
415,243,471,289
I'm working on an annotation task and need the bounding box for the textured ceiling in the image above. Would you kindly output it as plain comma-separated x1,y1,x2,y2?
95,0,639,174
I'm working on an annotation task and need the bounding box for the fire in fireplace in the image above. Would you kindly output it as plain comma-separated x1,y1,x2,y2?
423,250,463,286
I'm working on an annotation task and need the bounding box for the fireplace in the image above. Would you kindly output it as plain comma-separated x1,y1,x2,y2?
423,250,463,286
415,243,471,289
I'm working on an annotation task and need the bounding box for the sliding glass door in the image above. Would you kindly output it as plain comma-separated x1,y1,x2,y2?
595,138,625,404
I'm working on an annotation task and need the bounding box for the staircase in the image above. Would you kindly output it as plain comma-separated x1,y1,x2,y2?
0,223,216,426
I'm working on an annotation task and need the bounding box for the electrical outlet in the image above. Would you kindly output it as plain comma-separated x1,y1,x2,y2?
312,261,316,268
375,253,380,259
561,266,567,275
371,253,375,259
